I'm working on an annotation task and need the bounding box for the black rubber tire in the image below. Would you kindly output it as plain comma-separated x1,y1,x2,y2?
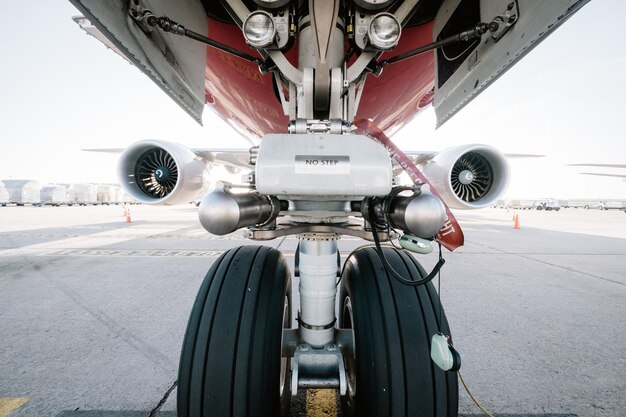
177,245,292,417
338,247,458,417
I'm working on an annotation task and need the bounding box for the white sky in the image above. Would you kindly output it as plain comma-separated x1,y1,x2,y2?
0,0,624,199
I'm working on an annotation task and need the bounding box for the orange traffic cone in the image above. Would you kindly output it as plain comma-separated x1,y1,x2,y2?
513,213,520,229
125,208,132,223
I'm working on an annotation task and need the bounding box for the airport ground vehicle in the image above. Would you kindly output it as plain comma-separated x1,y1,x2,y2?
536,200,561,211
70,1,590,415
598,200,626,210
509,200,536,210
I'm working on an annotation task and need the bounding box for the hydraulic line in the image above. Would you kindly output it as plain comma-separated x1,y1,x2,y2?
132,11,264,66
378,22,495,68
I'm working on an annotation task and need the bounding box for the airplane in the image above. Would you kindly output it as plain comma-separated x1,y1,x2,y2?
68,1,591,416
568,164,626,181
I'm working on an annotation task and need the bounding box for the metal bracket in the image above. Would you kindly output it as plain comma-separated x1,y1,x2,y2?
287,119,349,134
282,329,354,396
245,219,397,241
291,343,348,395
490,1,519,42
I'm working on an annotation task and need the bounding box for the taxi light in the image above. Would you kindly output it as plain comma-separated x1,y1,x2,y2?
243,11,276,48
368,13,401,50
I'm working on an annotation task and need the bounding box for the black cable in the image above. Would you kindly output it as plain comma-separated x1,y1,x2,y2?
144,14,264,65
368,199,444,287
436,243,443,330
378,22,490,68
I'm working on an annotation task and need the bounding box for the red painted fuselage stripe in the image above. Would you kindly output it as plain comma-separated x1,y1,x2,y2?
354,119,465,251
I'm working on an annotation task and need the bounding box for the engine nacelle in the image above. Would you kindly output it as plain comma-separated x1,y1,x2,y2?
420,145,510,210
118,140,211,205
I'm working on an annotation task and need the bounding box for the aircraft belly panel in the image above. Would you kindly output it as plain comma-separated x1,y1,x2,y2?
203,18,289,138
207,21,435,138
356,23,436,135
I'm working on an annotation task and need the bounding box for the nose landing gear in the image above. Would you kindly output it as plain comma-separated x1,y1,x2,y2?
178,244,458,417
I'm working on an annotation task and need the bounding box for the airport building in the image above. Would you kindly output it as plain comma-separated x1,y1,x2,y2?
1,179,41,205
0,182,9,205
70,183,98,205
40,185,72,206
0,180,131,206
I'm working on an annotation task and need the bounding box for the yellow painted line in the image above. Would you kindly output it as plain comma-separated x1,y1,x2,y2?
0,398,30,417
306,389,337,417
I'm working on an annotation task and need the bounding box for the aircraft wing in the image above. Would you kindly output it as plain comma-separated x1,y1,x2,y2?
88,146,542,175
192,148,251,171
579,173,626,179
567,163,626,181
403,150,543,166
84,147,252,171
568,164,626,168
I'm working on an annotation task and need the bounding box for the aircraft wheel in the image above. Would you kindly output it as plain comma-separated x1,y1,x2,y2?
177,245,292,417
338,247,458,417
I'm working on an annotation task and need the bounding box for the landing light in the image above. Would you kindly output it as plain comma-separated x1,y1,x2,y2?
243,11,276,48
368,13,401,50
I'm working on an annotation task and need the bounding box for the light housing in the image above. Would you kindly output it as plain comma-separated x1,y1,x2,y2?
243,11,276,48
353,0,394,11
368,13,401,50
252,0,290,8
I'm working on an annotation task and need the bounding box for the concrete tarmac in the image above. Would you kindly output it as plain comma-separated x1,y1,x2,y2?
0,205,624,417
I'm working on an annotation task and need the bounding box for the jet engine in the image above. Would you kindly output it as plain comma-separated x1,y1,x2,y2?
118,140,211,205
420,145,510,209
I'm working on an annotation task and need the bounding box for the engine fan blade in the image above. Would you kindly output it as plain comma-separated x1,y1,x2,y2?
451,152,493,203
135,148,179,198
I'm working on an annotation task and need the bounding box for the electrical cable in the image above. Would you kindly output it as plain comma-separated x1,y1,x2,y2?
335,242,394,288
368,201,444,287
432,252,494,417
458,370,496,417
378,22,490,67
436,251,443,330
441,39,480,61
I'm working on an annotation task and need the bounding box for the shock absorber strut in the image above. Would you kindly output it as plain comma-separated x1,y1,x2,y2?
291,232,348,395
297,233,340,348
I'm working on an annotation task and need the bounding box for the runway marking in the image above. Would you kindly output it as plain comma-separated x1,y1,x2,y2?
0,398,30,417
517,254,626,287
44,249,227,257
306,389,338,417
39,249,362,258
0,232,246,240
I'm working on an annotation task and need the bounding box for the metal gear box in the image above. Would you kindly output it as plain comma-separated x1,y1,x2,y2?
255,134,392,199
